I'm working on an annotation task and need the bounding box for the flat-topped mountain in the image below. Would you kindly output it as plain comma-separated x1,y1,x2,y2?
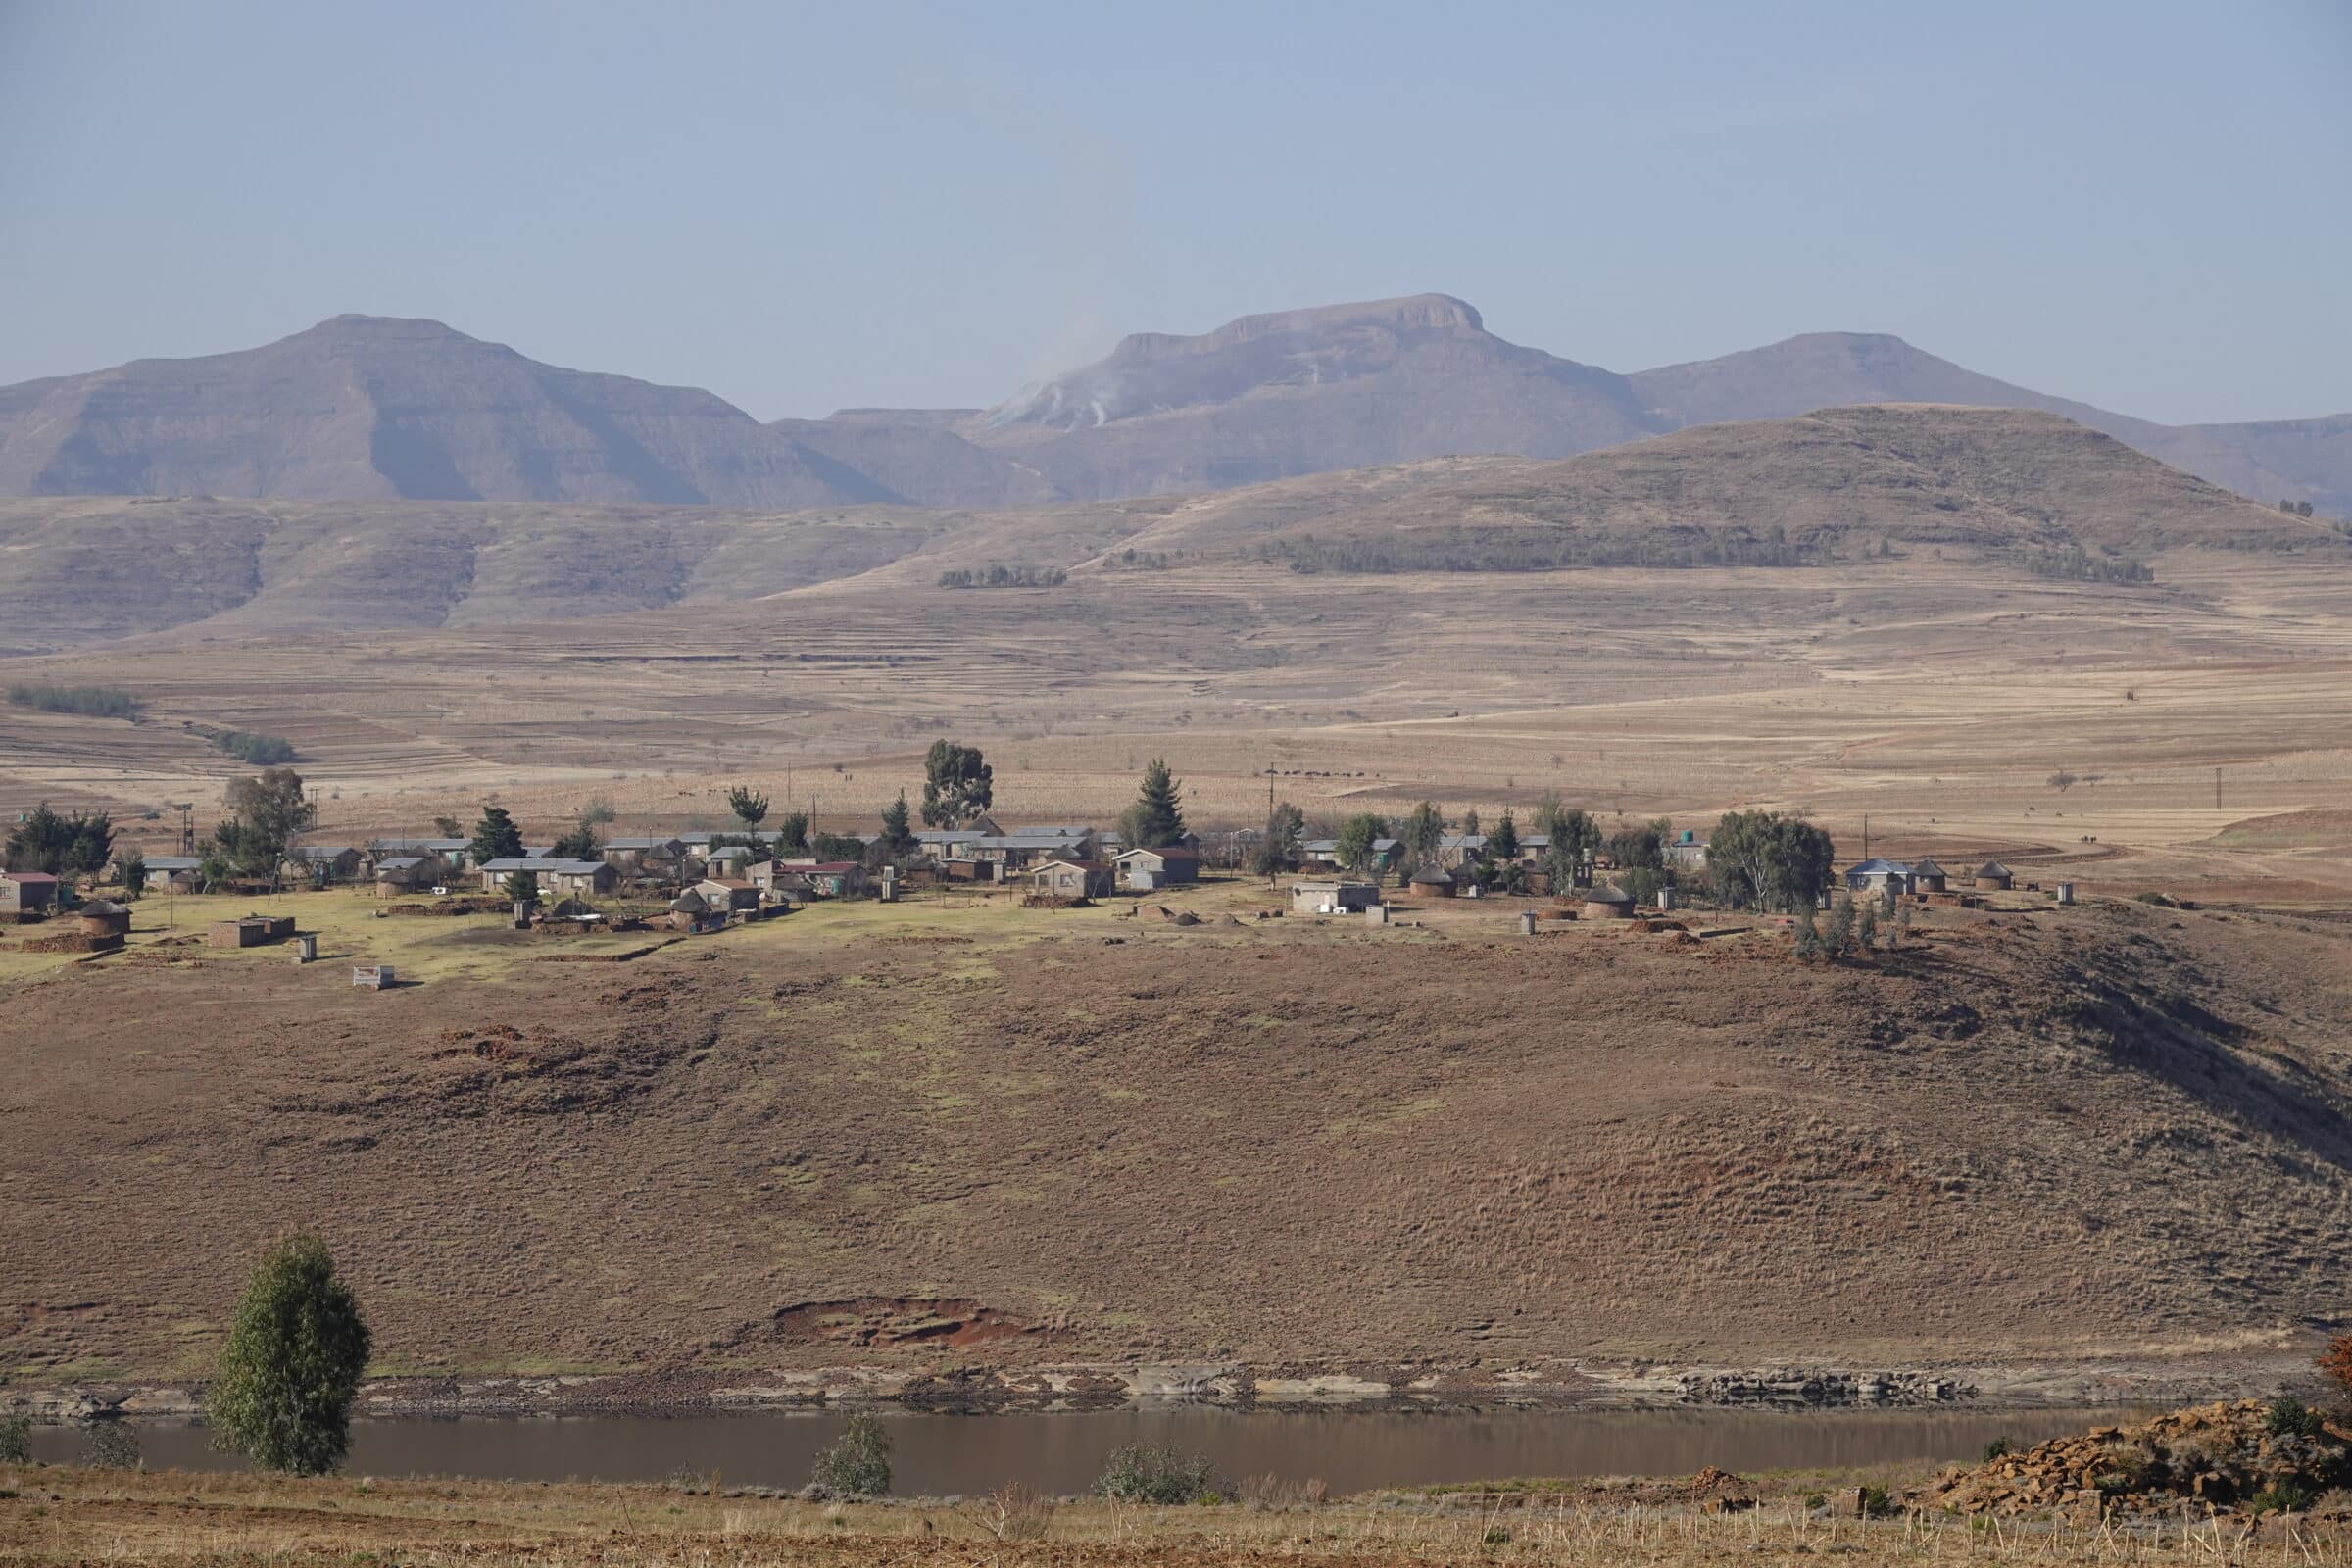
963,293,1665,498
0,315,888,507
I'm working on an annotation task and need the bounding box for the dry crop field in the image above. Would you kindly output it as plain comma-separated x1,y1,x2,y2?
3,552,2350,914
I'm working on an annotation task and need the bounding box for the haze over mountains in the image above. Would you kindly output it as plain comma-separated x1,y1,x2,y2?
0,294,2345,517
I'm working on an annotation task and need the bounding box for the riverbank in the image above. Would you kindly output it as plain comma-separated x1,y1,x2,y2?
15,1347,2307,1424
0,1460,2339,1567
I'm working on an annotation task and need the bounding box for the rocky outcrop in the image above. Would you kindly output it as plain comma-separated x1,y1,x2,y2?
1923,1400,2347,1517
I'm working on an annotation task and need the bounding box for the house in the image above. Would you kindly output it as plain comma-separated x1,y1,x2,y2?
1291,879,1378,915
1973,860,2015,890
1663,829,1709,869
1908,858,1949,895
139,856,203,890
1844,858,1914,896
602,835,688,872
667,888,726,933
283,845,365,884
954,835,1089,872
1581,885,1636,919
373,855,443,896
1111,845,1200,890
1021,858,1111,900
1438,833,1488,868
1302,837,1401,873
373,837,474,869
0,871,61,915
476,858,615,896
692,877,760,912
1408,866,1456,898
779,860,864,899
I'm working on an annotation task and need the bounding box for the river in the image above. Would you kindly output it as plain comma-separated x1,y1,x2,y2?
28,1406,2130,1494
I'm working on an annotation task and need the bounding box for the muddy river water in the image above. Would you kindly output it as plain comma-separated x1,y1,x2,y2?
31,1406,2132,1494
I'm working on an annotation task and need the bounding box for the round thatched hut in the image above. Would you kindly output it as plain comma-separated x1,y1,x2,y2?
78,899,131,938
1409,867,1455,898
1581,886,1635,919
1973,860,2015,890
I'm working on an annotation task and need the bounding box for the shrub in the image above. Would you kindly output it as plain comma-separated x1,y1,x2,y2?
0,1402,31,1464
2268,1396,2326,1438
808,1413,891,1497
1981,1436,2012,1462
81,1418,141,1469
1094,1442,1226,1504
1857,1484,1894,1517
2249,1480,2316,1516
208,1234,372,1476
7,683,140,719
215,730,297,765
969,1481,1054,1541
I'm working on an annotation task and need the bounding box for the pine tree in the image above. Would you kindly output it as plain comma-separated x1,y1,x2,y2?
1488,809,1521,861
1119,758,1187,850
470,805,524,864
208,1235,371,1477
879,793,915,855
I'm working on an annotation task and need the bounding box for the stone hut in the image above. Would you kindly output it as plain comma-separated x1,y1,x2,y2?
78,899,131,939
1580,885,1636,919
1409,866,1456,898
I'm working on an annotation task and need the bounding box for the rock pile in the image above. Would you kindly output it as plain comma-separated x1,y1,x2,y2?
1923,1401,2345,1517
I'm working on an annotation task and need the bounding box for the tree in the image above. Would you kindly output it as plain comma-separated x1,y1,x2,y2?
1118,758,1187,850
1250,801,1305,880
1791,903,1821,960
1461,808,1481,837
878,793,916,857
550,807,603,862
4,802,114,877
2048,768,2079,793
809,1412,892,1496
920,741,994,829
1823,893,1856,956
1488,809,1521,862
470,804,524,865
1855,899,1878,954
773,811,811,855
208,1234,371,1477
118,850,145,901
1399,802,1446,871
212,768,307,878
432,815,463,839
1334,812,1391,876
504,868,540,904
1604,820,1666,874
727,786,770,840
1707,810,1836,914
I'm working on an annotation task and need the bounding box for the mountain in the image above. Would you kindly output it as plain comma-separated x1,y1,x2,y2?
0,405,2330,651
961,294,1666,499
769,409,1064,508
1628,332,2342,516
0,316,889,508
2,302,2345,518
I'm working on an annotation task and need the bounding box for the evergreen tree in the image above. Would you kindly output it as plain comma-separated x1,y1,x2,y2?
878,792,915,855
773,811,811,855
1488,809,1521,861
470,805,524,865
1118,758,1187,850
1334,812,1391,876
118,851,146,901
727,786,769,838
1250,802,1304,879
1399,802,1446,871
505,869,540,905
208,1235,371,1477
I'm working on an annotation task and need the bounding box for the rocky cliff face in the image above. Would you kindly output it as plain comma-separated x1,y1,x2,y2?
0,316,885,507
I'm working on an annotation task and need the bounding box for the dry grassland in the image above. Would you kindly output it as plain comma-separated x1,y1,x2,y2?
2,1462,2347,1567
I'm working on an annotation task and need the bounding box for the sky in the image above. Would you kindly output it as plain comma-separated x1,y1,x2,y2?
2,0,2348,425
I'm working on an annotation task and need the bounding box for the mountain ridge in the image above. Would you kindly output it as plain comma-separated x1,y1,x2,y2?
2,300,2347,516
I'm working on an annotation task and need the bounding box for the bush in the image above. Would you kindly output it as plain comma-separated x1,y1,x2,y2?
1981,1436,2012,1462
82,1418,141,1469
0,1403,30,1464
2267,1396,2326,1438
969,1481,1054,1541
7,683,140,719
215,730,297,765
1094,1442,1226,1504
808,1413,891,1497
1857,1484,1894,1517
2249,1480,2317,1516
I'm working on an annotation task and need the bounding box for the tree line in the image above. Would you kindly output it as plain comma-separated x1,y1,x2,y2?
936,564,1068,589
1250,527,1825,575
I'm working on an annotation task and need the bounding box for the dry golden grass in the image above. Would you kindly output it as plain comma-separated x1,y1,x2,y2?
2,1462,2346,1566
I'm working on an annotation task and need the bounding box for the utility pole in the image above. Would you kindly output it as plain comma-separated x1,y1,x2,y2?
2215,767,2222,810
1862,814,1870,859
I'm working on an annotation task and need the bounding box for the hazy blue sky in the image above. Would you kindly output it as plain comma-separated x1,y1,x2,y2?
2,0,2347,423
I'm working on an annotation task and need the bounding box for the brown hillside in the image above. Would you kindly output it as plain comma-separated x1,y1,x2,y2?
4,894,2349,1390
